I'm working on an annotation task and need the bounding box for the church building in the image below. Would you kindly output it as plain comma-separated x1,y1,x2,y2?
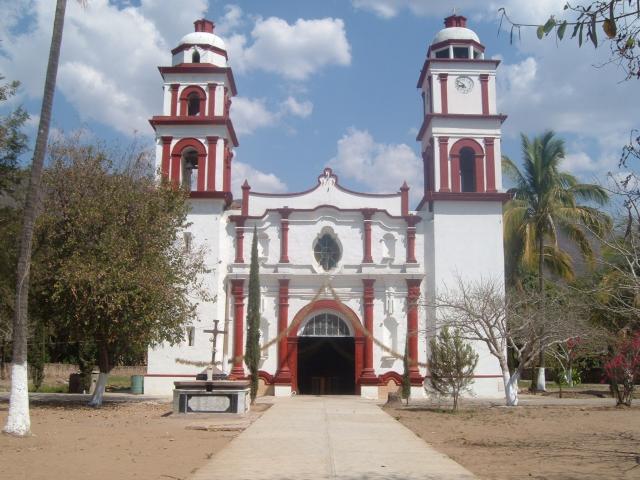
144,15,510,399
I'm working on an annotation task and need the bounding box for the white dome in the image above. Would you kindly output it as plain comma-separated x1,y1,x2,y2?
432,26,480,44
179,31,226,51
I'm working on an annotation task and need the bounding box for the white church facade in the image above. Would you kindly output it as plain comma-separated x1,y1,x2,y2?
144,15,511,399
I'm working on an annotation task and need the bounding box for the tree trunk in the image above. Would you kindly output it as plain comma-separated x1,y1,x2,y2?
0,339,6,380
88,343,110,408
3,0,67,436
535,233,546,392
504,370,519,407
536,353,547,392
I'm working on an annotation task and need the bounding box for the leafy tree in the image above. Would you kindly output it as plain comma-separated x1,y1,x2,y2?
245,226,261,403
0,76,29,194
401,335,411,405
603,332,640,406
499,1,640,80
503,130,610,390
428,326,478,411
4,0,68,437
31,136,208,407
0,74,29,382
28,318,48,391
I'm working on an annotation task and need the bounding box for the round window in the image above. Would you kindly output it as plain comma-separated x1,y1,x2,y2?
314,233,341,271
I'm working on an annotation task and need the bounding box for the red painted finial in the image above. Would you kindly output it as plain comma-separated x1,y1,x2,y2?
194,18,215,33
241,180,250,216
400,181,409,191
444,14,467,28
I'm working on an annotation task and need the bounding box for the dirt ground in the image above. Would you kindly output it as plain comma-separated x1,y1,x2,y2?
0,399,267,480
386,398,640,480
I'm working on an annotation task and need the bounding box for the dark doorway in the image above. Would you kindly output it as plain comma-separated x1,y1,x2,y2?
297,337,355,395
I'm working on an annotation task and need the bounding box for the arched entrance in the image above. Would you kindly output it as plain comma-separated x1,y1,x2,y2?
298,313,355,395
287,299,365,395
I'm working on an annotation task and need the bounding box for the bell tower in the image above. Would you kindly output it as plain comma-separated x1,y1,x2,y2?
149,18,238,203
418,15,509,397
416,14,508,202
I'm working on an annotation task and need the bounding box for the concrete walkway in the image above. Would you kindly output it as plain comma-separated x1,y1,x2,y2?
190,396,476,480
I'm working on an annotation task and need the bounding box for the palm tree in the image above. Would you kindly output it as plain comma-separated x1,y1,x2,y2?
503,130,610,391
3,0,68,437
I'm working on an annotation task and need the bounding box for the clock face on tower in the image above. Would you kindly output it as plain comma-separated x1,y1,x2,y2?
455,75,474,94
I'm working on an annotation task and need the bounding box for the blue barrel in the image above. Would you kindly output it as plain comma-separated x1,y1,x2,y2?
131,375,144,394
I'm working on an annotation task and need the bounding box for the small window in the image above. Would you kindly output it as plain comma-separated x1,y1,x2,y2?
192,49,200,63
186,326,195,346
314,233,341,271
187,93,200,116
453,47,470,59
434,48,449,59
301,313,350,337
473,49,482,59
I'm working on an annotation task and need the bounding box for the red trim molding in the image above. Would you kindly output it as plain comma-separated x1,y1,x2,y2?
288,299,365,393
480,74,490,115
484,137,497,193
428,39,485,57
360,279,377,384
438,73,448,114
158,64,237,96
170,138,206,189
417,58,500,88
450,138,485,193
258,371,274,385
171,42,228,59
241,180,250,216
160,136,172,179
149,116,239,147
406,279,422,384
416,113,507,141
400,182,409,216
438,137,450,192
274,279,291,385
206,136,218,191
278,208,292,263
223,142,233,192
179,85,206,117
424,191,512,203
229,279,245,379
234,217,245,263
207,83,217,117
169,84,179,116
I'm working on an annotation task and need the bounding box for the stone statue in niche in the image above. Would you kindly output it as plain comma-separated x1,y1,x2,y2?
381,233,396,263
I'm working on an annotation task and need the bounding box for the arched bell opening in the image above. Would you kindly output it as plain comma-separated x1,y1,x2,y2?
459,147,476,193
450,138,485,193
181,149,199,191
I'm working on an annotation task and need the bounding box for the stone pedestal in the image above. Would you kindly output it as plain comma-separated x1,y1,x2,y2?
173,380,251,414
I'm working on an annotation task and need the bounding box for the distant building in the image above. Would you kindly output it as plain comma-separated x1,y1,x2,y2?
145,15,510,399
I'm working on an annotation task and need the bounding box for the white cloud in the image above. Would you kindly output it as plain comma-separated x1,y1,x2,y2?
282,96,313,118
0,0,207,136
231,95,314,135
329,128,422,199
232,97,277,135
227,17,351,80
215,4,244,35
352,1,566,21
232,160,287,197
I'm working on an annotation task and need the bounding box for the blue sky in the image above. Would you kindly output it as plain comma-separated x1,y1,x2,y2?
1,0,638,205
